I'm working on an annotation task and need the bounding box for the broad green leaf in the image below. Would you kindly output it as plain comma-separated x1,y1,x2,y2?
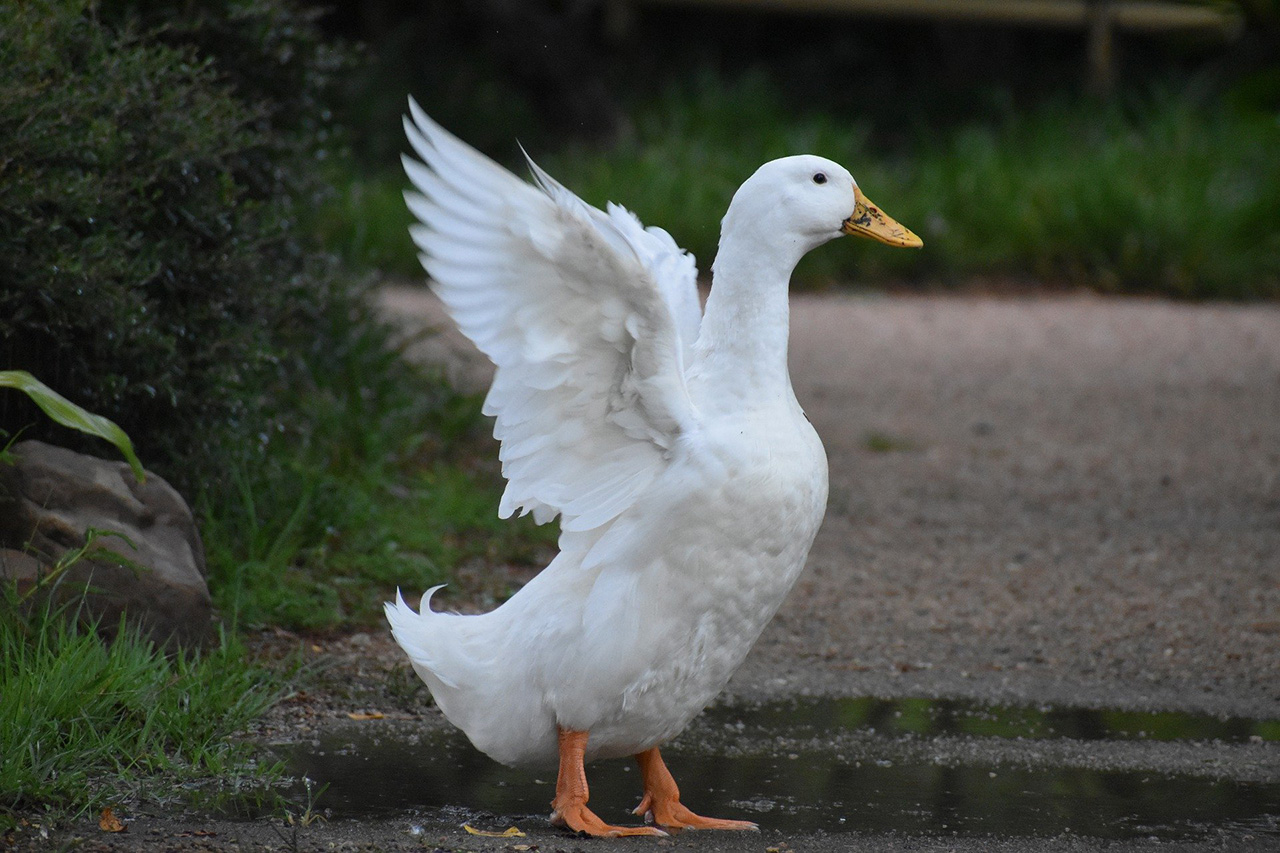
0,370,145,483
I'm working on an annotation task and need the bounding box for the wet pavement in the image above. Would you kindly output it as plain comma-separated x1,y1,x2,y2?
283,697,1280,844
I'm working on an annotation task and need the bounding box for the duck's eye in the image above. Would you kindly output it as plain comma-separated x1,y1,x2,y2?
812,173,828,185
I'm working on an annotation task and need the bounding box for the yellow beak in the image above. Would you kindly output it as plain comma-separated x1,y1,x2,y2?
841,186,923,248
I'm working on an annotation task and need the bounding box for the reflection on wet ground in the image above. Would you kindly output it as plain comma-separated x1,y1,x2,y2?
284,696,1280,841
721,695,1280,743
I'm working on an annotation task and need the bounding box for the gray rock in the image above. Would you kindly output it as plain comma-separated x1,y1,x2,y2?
0,440,212,647
0,547,43,593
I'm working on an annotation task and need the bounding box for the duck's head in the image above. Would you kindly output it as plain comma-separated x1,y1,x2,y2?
723,155,922,257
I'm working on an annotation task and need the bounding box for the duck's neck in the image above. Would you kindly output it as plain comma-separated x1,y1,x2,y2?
695,228,807,403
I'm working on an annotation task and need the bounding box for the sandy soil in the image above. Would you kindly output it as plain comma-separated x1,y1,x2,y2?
27,288,1280,852
746,293,1280,720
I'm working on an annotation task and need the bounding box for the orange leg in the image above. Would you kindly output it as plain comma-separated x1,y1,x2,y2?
549,729,667,837
632,747,759,831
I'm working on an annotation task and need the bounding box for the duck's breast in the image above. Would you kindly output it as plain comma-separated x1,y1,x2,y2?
567,406,829,759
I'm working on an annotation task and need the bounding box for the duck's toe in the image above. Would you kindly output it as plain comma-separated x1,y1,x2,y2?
551,802,668,838
633,747,759,832
634,795,759,832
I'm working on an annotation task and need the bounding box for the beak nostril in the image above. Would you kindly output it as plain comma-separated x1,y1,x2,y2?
840,189,923,249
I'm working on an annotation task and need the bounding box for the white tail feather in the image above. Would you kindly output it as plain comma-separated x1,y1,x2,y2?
383,586,460,689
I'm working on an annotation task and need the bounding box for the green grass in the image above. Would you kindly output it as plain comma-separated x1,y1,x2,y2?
0,585,285,833
891,95,1280,297
204,457,553,631
200,294,555,631
323,71,1279,298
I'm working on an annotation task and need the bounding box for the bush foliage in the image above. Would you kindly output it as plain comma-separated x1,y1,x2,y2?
0,0,351,483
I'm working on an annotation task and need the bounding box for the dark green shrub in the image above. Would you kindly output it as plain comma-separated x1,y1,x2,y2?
0,0,351,487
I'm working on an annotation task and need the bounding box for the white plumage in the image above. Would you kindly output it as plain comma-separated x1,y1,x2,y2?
385,99,920,834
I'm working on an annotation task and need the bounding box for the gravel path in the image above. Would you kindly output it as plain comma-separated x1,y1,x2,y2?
380,286,1280,720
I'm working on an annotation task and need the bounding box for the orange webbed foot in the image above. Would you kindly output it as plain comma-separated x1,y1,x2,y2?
551,800,667,838
633,747,760,832
552,729,667,838
633,792,760,831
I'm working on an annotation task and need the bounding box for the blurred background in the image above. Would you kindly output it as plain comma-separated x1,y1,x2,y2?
313,0,1280,297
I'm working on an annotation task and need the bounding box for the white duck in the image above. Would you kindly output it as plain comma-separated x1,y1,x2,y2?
385,98,921,837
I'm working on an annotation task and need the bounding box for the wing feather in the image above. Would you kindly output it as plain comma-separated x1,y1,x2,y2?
402,98,703,532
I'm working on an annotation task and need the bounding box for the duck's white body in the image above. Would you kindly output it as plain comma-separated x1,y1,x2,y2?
398,393,826,767
385,100,918,789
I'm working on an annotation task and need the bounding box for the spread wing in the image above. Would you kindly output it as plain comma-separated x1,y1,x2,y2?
402,98,703,533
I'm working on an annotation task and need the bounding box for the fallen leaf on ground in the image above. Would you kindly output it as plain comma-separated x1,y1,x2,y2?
347,711,384,720
99,808,126,833
463,824,525,837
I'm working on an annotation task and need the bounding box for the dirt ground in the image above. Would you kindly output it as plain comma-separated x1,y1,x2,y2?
744,292,1280,720
29,288,1280,852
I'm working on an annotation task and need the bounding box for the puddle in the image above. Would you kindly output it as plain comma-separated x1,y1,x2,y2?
283,697,1280,841
704,695,1280,744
